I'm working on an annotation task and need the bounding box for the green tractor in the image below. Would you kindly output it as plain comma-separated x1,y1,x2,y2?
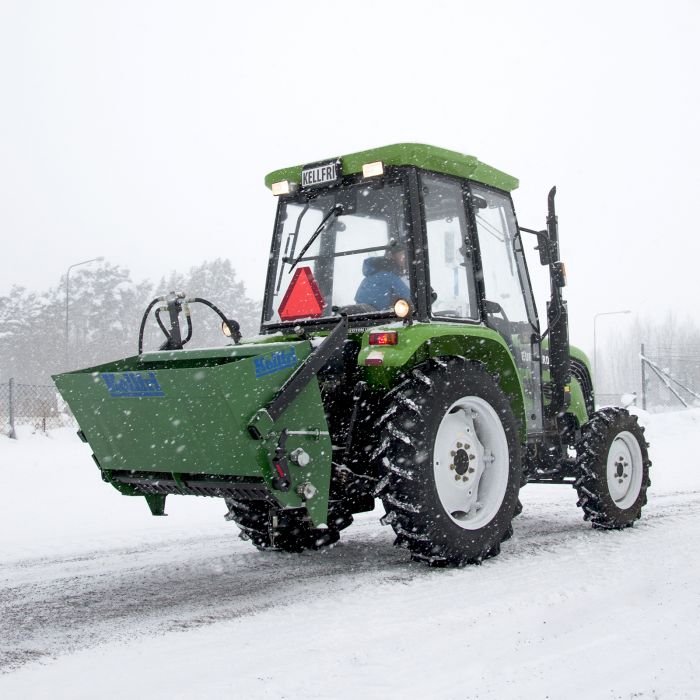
54,144,651,566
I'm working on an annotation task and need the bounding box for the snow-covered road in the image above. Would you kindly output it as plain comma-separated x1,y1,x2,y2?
1,409,699,699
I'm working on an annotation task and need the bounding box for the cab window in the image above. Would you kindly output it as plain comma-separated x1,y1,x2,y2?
265,181,410,323
421,172,478,320
470,184,534,329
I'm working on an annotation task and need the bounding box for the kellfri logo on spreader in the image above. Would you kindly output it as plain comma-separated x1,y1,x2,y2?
101,371,165,398
254,348,298,378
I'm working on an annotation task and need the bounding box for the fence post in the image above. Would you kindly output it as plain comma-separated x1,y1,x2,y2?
640,343,647,411
8,378,17,439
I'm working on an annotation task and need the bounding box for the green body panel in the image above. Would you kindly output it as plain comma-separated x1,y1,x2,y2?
568,344,593,427
567,377,588,427
357,323,527,440
265,143,519,193
53,341,333,527
569,345,593,377
357,324,593,437
540,341,592,427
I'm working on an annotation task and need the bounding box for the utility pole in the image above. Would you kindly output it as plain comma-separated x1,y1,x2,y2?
64,257,104,368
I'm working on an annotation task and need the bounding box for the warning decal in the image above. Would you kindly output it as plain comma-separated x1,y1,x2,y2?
278,266,326,321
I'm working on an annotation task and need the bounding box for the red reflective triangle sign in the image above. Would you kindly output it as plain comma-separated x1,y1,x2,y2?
278,266,325,321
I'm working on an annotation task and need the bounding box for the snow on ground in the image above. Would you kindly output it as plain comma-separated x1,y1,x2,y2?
1,409,699,699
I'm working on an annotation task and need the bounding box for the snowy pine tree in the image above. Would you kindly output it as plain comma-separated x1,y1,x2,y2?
0,259,262,384
155,258,261,349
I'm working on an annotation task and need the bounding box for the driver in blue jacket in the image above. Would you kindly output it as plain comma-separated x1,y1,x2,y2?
355,246,410,310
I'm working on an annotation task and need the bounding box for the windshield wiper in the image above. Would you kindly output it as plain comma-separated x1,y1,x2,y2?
275,202,310,294
288,203,344,273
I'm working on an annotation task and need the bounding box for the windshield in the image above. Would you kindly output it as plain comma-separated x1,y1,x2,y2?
263,179,411,325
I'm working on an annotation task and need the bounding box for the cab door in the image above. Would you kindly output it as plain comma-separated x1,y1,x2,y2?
420,171,479,321
468,183,543,434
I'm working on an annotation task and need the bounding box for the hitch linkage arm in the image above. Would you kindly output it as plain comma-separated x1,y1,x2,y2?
248,315,349,443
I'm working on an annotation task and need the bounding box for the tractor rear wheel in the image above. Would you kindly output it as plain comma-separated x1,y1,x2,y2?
224,500,342,552
375,358,522,566
574,407,651,528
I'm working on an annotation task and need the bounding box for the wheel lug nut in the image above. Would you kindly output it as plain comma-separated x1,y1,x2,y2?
623,473,628,478
469,454,475,460
462,476,468,482
457,442,463,448
468,467,475,473
449,464,455,470
454,475,461,481
618,479,623,483
450,451,456,457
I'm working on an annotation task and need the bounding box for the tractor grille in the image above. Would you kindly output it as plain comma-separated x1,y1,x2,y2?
110,471,275,502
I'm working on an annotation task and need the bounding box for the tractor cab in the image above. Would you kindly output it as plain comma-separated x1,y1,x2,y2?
263,145,546,433
263,146,534,337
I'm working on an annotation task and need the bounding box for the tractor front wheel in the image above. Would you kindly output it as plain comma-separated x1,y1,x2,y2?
375,358,522,566
574,407,651,528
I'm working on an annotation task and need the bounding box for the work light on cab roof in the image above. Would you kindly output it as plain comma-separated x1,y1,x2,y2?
52,142,650,569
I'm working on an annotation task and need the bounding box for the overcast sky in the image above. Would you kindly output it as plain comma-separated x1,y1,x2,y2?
1,0,698,354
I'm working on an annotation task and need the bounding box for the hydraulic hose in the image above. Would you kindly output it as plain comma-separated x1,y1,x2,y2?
190,297,241,344
138,294,241,355
138,297,163,355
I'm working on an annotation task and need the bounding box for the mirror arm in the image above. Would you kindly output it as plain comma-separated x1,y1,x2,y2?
518,226,545,236
519,226,553,266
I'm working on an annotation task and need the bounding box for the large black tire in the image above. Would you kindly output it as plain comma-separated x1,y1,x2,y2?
574,407,651,529
224,500,345,553
374,358,522,566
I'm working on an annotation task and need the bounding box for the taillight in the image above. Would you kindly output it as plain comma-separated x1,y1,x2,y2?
369,331,398,346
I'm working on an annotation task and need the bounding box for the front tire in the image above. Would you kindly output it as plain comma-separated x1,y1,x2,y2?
375,358,522,566
574,407,651,528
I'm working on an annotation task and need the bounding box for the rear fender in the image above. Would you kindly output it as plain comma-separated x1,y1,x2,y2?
358,325,527,440
566,376,589,429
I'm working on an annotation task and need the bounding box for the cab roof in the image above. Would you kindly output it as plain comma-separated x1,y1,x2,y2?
264,143,519,192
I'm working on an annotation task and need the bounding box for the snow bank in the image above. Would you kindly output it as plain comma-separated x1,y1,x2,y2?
0,427,225,562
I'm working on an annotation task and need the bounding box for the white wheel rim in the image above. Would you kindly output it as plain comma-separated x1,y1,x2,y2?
433,396,510,530
606,430,643,509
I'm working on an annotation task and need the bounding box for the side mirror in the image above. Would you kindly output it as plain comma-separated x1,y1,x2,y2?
536,231,553,265
483,299,504,315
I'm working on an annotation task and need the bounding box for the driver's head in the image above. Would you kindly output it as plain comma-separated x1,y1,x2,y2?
385,246,407,273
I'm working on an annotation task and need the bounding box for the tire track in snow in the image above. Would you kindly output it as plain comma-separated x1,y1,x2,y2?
2,491,699,674
0,519,404,673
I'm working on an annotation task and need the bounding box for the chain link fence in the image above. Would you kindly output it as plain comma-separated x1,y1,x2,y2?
641,347,700,410
1,380,74,437
596,391,638,408
598,343,700,412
